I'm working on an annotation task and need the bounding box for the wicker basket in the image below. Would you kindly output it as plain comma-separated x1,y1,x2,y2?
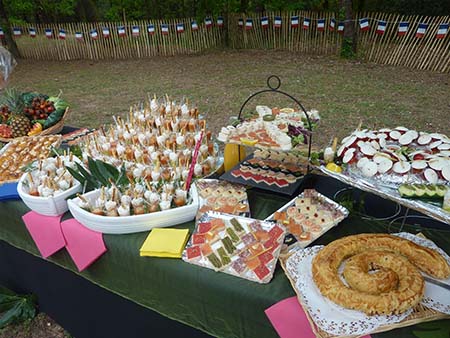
279,255,450,338
0,107,69,143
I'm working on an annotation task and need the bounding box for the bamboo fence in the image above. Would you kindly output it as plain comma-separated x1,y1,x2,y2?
5,11,450,72
10,18,225,61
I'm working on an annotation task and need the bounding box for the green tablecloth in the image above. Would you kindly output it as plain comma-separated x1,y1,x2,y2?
1,183,450,338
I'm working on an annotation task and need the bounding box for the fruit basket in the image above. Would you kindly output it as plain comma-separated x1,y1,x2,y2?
0,88,69,142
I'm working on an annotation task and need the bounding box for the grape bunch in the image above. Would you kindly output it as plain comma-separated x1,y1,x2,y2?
0,124,12,138
24,97,55,120
0,105,10,123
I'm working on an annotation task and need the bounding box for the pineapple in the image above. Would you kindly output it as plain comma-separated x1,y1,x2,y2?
0,88,31,137
10,114,32,137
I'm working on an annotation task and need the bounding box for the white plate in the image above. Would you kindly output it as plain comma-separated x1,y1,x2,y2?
67,184,199,234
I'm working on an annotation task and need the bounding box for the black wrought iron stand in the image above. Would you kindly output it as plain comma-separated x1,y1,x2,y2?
237,75,314,171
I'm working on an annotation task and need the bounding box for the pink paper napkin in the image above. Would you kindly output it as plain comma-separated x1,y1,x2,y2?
22,212,65,258
60,219,107,272
265,296,371,338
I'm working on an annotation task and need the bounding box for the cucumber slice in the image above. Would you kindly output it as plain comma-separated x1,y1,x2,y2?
398,184,416,197
425,185,437,198
436,185,448,198
414,184,427,197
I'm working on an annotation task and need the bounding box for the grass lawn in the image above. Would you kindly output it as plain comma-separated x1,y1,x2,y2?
1,49,449,338
8,50,450,147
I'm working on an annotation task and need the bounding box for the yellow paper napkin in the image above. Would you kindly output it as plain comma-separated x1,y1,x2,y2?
139,228,190,258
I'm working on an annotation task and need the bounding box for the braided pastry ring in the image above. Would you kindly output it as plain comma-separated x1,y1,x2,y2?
312,233,450,315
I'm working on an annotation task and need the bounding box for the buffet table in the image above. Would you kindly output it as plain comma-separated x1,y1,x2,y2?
1,174,450,338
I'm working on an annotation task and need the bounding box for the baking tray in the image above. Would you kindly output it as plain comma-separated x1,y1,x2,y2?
220,154,306,197
195,179,250,219
317,165,450,226
182,211,286,284
265,190,349,250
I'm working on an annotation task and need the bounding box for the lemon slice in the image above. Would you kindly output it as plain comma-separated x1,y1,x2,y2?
240,138,258,146
326,162,343,173
280,108,295,113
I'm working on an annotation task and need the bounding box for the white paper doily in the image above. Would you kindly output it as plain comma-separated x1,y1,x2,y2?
394,232,450,315
286,246,411,336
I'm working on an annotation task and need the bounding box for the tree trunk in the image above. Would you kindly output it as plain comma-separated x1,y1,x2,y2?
0,0,20,58
340,0,356,58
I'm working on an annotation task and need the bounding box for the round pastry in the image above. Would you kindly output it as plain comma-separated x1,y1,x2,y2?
312,233,450,315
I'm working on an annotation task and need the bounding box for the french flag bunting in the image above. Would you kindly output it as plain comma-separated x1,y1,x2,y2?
13,27,22,37
376,20,386,35
205,17,213,28
161,24,169,35
176,23,184,33
45,28,52,38
245,18,253,30
90,29,98,40
75,32,83,40
338,22,344,34
117,26,126,37
436,23,449,39
274,16,282,28
398,22,409,36
261,16,269,28
359,18,369,31
330,18,336,31
147,24,155,35
132,26,140,37
0,28,4,38
303,18,310,30
59,29,66,40
317,19,325,31
191,20,198,31
102,27,110,38
29,27,36,37
415,23,428,38
238,18,244,27
291,15,299,28
217,16,224,27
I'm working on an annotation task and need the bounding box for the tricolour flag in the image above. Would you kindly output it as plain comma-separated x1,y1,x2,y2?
359,18,369,31
75,32,83,41
191,20,198,31
376,20,386,35
217,16,224,27
415,23,428,38
245,18,253,30
398,22,409,36
118,26,126,37
13,28,22,37
330,18,336,31
317,19,325,31
90,29,98,40
338,22,344,34
161,24,169,35
45,28,52,38
436,23,449,39
59,29,66,40
176,23,184,33
0,28,4,38
102,27,110,38
291,16,299,28
261,16,269,28
132,26,140,37
205,17,213,28
274,16,282,28
238,18,244,27
303,18,311,30
147,24,155,35
29,27,36,37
